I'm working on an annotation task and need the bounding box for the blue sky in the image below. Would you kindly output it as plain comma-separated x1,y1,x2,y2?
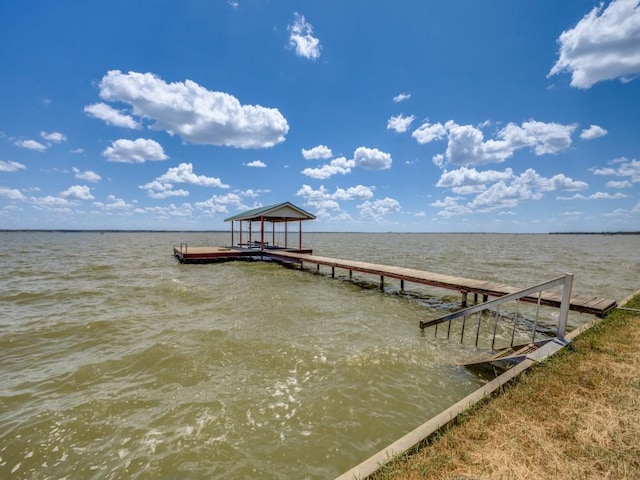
1,0,639,232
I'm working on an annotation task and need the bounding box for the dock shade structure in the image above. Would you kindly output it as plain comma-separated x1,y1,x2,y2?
224,202,316,251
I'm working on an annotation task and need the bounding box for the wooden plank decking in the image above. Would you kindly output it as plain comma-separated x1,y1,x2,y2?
173,246,617,317
264,251,617,317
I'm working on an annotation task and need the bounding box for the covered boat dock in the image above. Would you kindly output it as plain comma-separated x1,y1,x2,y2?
173,201,316,263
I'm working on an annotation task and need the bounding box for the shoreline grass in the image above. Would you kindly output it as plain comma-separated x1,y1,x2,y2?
369,293,640,480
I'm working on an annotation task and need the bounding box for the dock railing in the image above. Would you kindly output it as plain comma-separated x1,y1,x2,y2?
419,273,574,350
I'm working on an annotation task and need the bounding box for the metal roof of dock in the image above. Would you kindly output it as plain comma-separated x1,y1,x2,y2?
224,202,316,223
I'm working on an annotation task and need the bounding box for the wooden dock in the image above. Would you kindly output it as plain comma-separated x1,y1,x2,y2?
262,251,617,317
173,246,617,318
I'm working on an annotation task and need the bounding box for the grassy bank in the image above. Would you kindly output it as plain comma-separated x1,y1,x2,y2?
370,294,640,480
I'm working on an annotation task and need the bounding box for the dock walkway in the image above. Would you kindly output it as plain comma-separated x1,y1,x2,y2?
265,251,617,317
173,246,617,317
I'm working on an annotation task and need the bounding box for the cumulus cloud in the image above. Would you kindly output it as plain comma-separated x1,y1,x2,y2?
412,122,447,144
15,139,47,152
302,145,333,160
140,162,229,199
580,124,608,140
591,157,640,182
558,192,627,200
296,184,391,221
296,183,374,209
102,138,168,163
93,194,137,211
301,157,355,179
353,146,392,170
432,167,588,216
96,70,289,148
40,131,67,143
393,93,411,102
245,160,266,168
288,13,321,60
436,167,514,194
301,146,393,179
84,103,141,129
357,198,401,219
61,185,94,201
72,167,101,183
0,187,26,200
194,191,261,215
415,119,577,167
387,114,416,133
0,160,26,172
548,0,640,88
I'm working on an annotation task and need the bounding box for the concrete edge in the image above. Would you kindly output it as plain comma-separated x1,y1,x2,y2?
334,289,640,480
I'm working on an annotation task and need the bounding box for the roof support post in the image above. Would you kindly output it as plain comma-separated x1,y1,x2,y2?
260,216,265,251
285,221,288,248
299,220,302,250
231,220,234,247
239,220,242,247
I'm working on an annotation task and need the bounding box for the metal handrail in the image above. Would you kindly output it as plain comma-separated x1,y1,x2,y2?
420,273,574,342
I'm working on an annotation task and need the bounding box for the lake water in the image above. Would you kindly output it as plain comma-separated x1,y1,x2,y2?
1,232,638,479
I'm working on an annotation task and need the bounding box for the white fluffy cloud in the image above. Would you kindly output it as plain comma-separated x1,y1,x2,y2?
0,187,26,200
357,198,401,219
549,0,640,89
301,157,355,179
387,114,416,133
245,160,266,168
15,139,47,152
353,147,392,170
288,13,321,60
96,70,289,149
296,184,391,221
414,119,577,167
301,146,393,179
61,185,94,201
302,145,333,160
432,167,588,216
591,157,640,183
84,103,141,129
580,124,608,140
393,93,411,102
412,122,447,144
102,138,168,163
140,163,229,199
40,131,67,143
72,167,101,183
0,160,26,172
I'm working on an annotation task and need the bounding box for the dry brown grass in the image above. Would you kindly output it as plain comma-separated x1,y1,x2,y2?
371,295,640,480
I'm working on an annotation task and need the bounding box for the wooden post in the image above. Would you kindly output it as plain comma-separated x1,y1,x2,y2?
285,221,288,248
260,216,265,251
299,220,302,250
462,291,468,307
239,220,242,246
400,279,405,291
249,221,252,244
349,270,352,279
272,221,275,247
231,220,234,247
483,294,488,303
332,266,335,278
380,275,384,291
